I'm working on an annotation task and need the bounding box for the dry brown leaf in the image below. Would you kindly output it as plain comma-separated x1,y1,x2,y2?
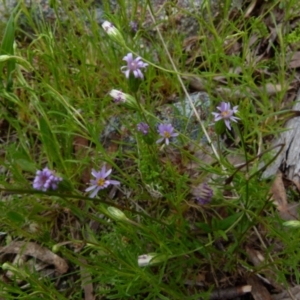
244,0,258,18
79,258,95,300
224,37,241,55
287,51,300,69
248,33,260,48
272,285,300,300
284,202,300,220
270,171,288,212
73,135,89,156
184,76,206,91
209,285,252,300
182,36,201,53
73,134,91,185
246,247,282,292
262,90,300,181
266,26,280,54
184,272,205,287
292,177,300,191
185,75,292,97
262,83,292,95
246,247,265,267
215,83,289,97
5,254,27,283
269,172,299,220
247,275,272,300
0,241,68,274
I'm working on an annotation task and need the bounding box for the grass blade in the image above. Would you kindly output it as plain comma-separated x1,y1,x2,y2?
0,12,16,91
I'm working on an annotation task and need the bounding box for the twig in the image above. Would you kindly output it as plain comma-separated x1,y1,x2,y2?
208,285,252,300
0,241,68,274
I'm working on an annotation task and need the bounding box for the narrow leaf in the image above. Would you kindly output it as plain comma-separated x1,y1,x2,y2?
0,13,16,91
6,211,25,224
39,116,62,167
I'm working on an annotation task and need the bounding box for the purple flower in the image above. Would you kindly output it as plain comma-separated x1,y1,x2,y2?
121,53,148,79
85,165,120,198
137,122,149,135
156,123,179,145
129,21,138,32
193,183,213,205
212,102,239,130
33,167,62,191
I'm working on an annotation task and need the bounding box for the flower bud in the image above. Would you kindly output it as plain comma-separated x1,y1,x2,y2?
2,262,22,275
283,220,300,228
0,55,10,62
107,206,128,222
102,21,125,45
52,244,61,253
138,253,166,267
109,89,137,109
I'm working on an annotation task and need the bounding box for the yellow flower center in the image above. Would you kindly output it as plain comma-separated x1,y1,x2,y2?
163,131,171,138
97,178,105,186
221,110,230,118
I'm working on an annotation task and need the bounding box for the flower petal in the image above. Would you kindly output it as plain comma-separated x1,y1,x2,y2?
109,180,120,185
224,119,231,130
104,168,112,178
156,137,164,144
91,169,99,178
90,187,100,198
85,185,98,192
124,69,130,78
123,53,133,62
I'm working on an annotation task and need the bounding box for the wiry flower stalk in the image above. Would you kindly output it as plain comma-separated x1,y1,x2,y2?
145,6,221,163
145,5,282,287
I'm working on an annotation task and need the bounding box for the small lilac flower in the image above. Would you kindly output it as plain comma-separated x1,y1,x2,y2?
129,21,138,32
137,122,149,135
212,102,240,130
85,165,120,198
33,167,62,191
121,53,148,79
156,123,179,145
192,183,213,205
